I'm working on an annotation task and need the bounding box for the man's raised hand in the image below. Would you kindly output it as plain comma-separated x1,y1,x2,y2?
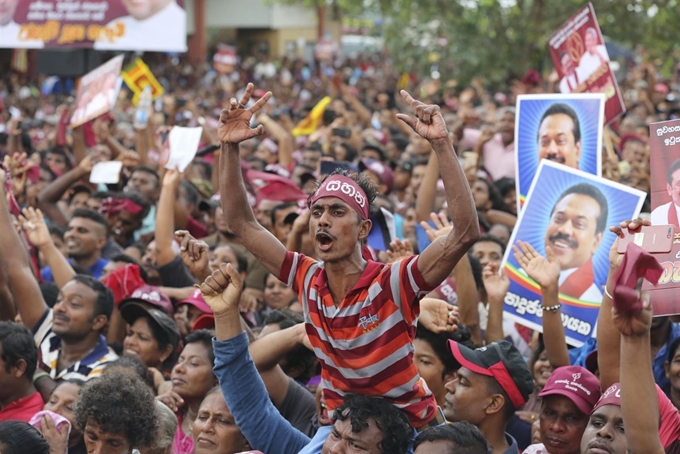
396,90,449,141
218,83,273,145
20,207,52,249
198,263,243,316
512,240,560,288
482,262,510,301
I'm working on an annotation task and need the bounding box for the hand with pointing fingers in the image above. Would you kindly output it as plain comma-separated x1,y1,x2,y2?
218,83,273,145
396,90,449,141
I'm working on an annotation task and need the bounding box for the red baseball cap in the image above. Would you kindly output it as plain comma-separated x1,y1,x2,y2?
192,314,215,331
538,366,601,416
447,340,534,409
119,284,173,316
178,289,212,314
592,383,621,413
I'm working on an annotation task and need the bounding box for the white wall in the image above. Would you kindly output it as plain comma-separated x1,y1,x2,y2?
205,0,315,29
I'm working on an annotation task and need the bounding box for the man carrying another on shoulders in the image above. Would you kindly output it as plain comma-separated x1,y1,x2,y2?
216,83,479,434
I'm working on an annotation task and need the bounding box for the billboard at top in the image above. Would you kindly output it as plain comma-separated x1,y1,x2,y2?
0,0,187,52
548,3,625,125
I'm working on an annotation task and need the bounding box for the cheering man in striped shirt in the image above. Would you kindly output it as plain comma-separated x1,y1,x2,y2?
216,83,479,434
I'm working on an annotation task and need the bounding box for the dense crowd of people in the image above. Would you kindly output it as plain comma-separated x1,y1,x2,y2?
0,50,678,454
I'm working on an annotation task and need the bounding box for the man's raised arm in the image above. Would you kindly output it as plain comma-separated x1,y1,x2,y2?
397,91,480,287
218,83,287,277
0,169,48,331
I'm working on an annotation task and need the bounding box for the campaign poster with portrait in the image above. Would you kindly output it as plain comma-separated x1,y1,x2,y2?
502,161,646,346
548,3,625,125
0,0,186,52
515,93,605,209
70,55,124,128
642,119,680,316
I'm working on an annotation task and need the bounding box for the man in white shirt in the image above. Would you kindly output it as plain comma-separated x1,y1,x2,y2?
576,27,609,83
651,159,680,228
0,0,44,49
94,0,186,52
544,183,608,302
558,51,580,93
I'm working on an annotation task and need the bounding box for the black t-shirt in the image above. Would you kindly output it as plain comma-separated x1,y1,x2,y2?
158,255,197,288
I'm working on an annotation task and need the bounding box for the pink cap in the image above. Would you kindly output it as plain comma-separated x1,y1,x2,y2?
539,366,601,415
120,284,173,316
592,383,621,413
179,289,212,314
359,158,393,193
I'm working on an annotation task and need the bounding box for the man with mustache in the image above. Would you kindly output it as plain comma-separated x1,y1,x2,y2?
543,183,607,302
216,82,478,434
651,158,680,229
538,104,582,169
0,0,44,49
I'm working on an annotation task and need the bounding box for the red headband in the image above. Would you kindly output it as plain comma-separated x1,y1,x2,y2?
99,198,144,216
309,175,369,219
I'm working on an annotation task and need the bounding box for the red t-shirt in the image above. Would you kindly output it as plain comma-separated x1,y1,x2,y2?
0,392,44,423
658,385,680,451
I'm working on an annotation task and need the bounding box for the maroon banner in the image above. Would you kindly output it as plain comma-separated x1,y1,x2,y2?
0,0,186,52
643,119,680,315
548,3,625,125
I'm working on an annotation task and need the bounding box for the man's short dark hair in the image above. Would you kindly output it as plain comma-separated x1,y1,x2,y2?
46,148,73,169
667,159,680,185
179,181,200,208
475,179,503,211
72,274,114,319
0,421,49,454
70,208,109,236
333,394,412,454
338,143,358,162
413,422,490,454
262,309,317,383
130,166,160,189
0,322,38,378
493,177,515,198
550,183,609,234
263,308,305,330
362,144,385,161
539,103,581,144
74,373,158,448
474,234,507,253
485,376,516,421
48,224,66,240
270,201,299,227
311,169,378,217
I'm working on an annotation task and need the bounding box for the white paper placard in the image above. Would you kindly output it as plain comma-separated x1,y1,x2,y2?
165,126,203,172
90,161,124,184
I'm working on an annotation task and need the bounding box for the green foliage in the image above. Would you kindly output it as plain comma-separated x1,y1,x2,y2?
272,0,680,85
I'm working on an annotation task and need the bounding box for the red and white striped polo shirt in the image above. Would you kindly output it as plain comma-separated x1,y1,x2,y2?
279,250,437,427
